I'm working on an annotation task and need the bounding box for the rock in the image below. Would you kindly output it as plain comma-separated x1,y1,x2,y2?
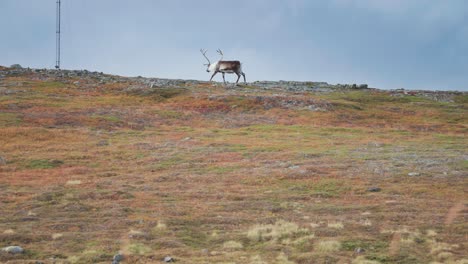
97,140,109,146
408,172,420,177
367,141,383,148
127,229,147,239
164,256,174,262
10,64,23,69
0,156,6,165
112,253,124,263
355,247,365,254
367,187,381,192
1,246,24,254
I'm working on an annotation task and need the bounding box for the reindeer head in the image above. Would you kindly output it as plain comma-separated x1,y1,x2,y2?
200,49,224,72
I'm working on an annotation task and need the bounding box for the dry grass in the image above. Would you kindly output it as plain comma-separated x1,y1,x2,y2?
315,240,341,253
327,221,344,229
247,220,309,242
0,72,466,263
222,240,243,250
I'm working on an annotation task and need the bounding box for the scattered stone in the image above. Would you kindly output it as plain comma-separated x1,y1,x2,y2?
0,156,6,165
10,64,23,69
355,247,365,254
112,253,124,264
164,256,174,262
97,140,109,146
408,172,420,177
1,246,24,254
0,66,464,103
128,229,147,239
367,141,383,148
288,165,300,170
367,187,381,192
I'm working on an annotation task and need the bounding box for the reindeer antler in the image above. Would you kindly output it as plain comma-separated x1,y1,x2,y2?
200,49,211,65
216,49,224,60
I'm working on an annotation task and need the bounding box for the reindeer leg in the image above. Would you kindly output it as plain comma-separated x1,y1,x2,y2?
209,72,217,82
222,72,226,84
235,73,241,84
242,73,246,84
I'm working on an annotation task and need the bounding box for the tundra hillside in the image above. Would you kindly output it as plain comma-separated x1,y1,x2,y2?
0,66,466,263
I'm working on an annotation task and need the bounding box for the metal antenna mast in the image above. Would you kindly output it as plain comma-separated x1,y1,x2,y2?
55,0,61,69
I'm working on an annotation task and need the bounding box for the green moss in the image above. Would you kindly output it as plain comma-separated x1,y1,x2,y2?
34,81,66,89
366,253,422,264
0,112,22,126
178,227,209,249
127,243,151,255
312,179,350,198
151,156,185,171
324,91,430,104
91,114,121,122
207,165,240,174
27,159,64,169
155,109,184,119
127,87,188,101
454,94,468,104
454,160,468,171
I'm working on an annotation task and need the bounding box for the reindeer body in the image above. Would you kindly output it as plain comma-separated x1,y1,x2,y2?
201,49,246,84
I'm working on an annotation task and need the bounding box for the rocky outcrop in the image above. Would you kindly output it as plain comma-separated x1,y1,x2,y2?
0,66,464,102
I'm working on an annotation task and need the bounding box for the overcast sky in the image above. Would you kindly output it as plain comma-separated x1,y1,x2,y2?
1,0,467,91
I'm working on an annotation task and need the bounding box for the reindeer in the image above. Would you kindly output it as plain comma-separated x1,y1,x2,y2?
200,49,246,85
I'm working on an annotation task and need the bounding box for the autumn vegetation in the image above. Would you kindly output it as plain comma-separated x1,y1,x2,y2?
0,69,466,263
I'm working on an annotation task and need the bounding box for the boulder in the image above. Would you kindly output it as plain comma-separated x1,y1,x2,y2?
164,256,174,262
10,64,23,69
1,246,24,254
0,156,6,165
367,187,381,192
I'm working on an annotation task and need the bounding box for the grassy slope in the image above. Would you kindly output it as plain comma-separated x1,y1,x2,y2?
0,74,466,264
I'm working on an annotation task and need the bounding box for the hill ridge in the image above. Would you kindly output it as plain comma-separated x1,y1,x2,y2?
1,65,465,100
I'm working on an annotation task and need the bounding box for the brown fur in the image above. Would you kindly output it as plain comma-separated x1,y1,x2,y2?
210,61,246,84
